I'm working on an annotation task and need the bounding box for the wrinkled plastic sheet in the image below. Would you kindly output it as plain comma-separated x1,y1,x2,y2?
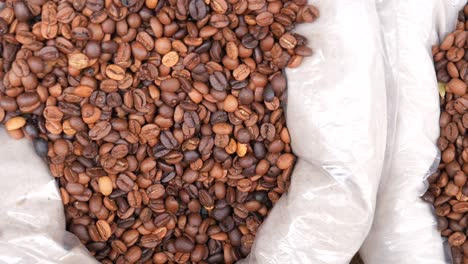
360,0,465,264
241,0,388,263
0,128,97,264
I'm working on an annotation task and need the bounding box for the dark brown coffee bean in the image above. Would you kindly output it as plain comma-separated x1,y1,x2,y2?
236,128,251,143
239,88,254,105
241,34,259,49
189,0,208,20
209,71,228,91
199,189,214,209
116,173,135,193
212,205,231,221
71,224,91,242
175,236,195,253
14,1,32,22
160,130,180,149
198,136,214,155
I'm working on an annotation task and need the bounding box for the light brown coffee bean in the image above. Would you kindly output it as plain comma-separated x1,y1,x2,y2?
106,64,126,81
447,78,467,96
233,64,251,81
276,153,295,169
5,116,26,131
99,176,113,196
68,53,89,70
256,12,274,26
212,123,233,134
162,51,179,67
96,220,112,240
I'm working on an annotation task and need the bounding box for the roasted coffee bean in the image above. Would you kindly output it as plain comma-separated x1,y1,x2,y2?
147,184,165,199
33,137,49,157
189,0,208,20
175,236,195,253
209,71,229,91
116,173,135,193
89,121,112,141
242,34,259,49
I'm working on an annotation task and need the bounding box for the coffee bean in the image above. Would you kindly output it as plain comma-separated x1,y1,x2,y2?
209,72,229,91
96,220,112,241
89,121,112,141
160,130,179,149
189,0,208,20
125,246,142,263
33,137,49,157
233,64,251,81
271,73,287,95
140,234,161,248
162,51,179,67
175,236,195,253
68,53,89,70
212,205,232,221
71,224,91,242
239,88,254,105
5,116,26,131
241,34,259,49
147,184,166,199
199,189,215,209
295,45,313,56
116,173,135,193
106,65,126,81
248,0,265,10
0,97,18,112
279,33,297,49
447,78,467,96
160,78,181,92
14,1,32,22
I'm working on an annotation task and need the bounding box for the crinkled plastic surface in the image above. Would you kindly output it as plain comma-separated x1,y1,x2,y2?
0,128,98,264
360,0,465,264
240,0,388,263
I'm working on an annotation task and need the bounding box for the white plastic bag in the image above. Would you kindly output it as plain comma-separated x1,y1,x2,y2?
360,1,465,263
241,0,388,263
0,128,97,264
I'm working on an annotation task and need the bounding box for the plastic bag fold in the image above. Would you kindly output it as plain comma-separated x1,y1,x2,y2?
241,0,388,263
360,1,466,263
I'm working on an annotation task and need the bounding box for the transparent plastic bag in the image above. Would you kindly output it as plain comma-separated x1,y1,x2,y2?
0,128,98,264
240,0,389,263
359,1,466,264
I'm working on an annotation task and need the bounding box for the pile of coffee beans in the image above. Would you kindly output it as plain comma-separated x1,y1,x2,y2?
423,4,468,264
0,0,318,262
